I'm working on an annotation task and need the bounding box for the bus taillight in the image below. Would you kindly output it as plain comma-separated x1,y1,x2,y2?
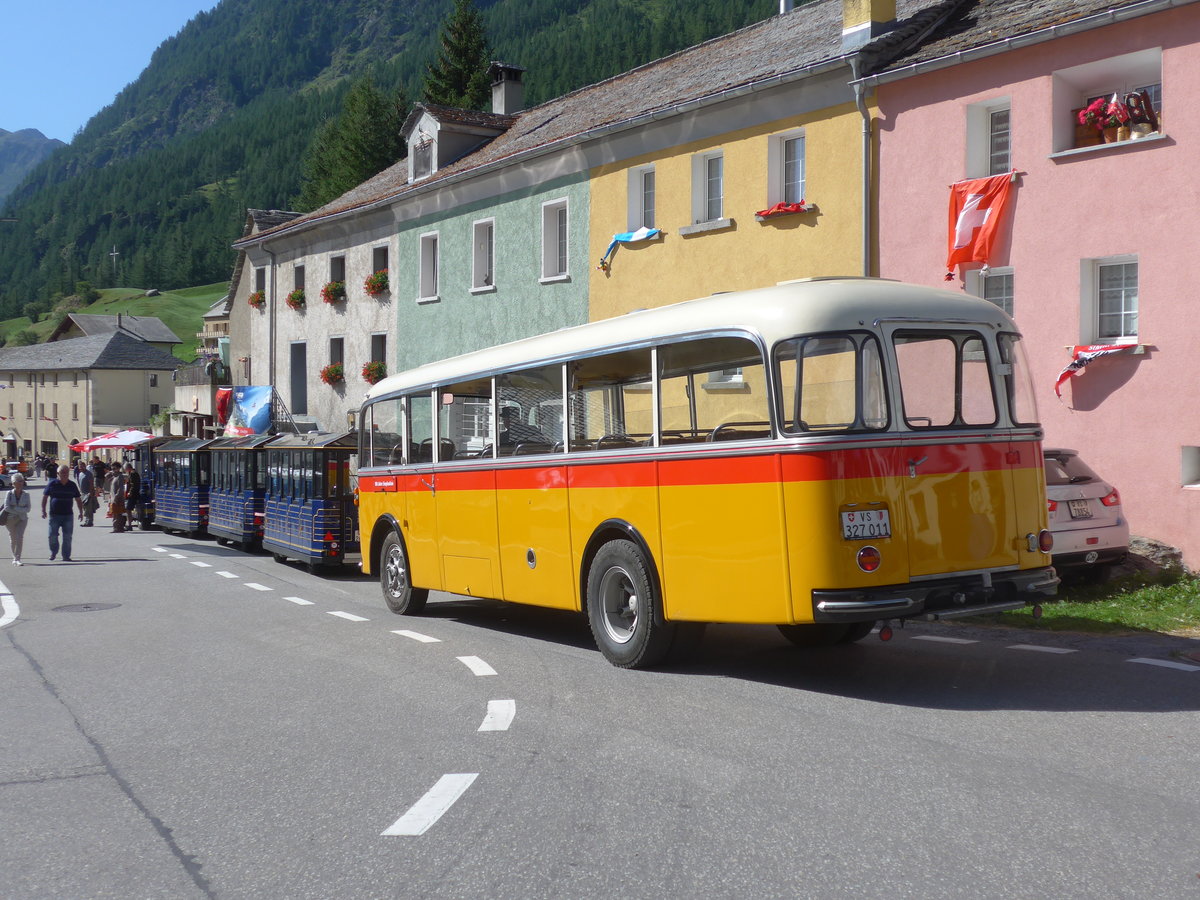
856,546,881,573
1038,529,1054,553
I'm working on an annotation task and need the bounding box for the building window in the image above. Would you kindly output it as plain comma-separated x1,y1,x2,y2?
289,342,308,415
6,374,11,387
371,333,386,364
965,99,1011,177
372,245,388,273
255,267,266,293
72,403,78,420
330,255,346,283
988,108,1011,175
1096,260,1138,341
294,264,305,291
72,372,78,386
540,200,569,281
53,373,59,387
767,132,805,207
472,219,495,290
329,336,344,366
696,150,720,224
25,403,31,418
51,403,57,420
628,166,656,230
412,140,433,180
38,403,44,419
968,267,1014,317
1052,49,1162,152
419,233,439,301
7,403,12,418
25,374,32,387
149,373,158,387
150,403,160,418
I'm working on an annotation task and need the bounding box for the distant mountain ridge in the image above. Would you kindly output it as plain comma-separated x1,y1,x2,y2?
0,0,778,318
0,128,64,205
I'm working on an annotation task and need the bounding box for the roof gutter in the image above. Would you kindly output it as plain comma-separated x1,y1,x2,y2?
856,0,1197,88
235,54,858,249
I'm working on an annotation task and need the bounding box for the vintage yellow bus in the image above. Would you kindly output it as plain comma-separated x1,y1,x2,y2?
357,278,1057,668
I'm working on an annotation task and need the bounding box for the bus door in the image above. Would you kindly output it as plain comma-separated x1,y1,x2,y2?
434,381,500,599
889,327,1021,577
401,392,443,591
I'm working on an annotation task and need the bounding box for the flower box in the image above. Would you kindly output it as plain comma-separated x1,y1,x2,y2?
320,363,344,385
248,290,265,309
363,270,389,297
285,288,306,310
362,360,387,384
321,281,346,304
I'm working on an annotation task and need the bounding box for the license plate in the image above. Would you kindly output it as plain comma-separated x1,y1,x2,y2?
1068,499,1092,519
841,508,890,540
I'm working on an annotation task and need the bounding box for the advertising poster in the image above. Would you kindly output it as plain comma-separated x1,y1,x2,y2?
224,386,273,436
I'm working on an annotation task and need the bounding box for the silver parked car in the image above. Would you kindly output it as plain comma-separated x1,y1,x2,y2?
1044,448,1129,570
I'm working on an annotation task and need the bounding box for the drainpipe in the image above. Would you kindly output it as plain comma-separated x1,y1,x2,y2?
850,56,872,277
265,243,278,389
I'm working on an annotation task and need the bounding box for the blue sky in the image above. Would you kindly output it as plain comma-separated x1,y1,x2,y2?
2,1,218,143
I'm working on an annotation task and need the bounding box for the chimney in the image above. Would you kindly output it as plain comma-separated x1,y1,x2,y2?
842,0,896,49
488,62,526,115
780,0,794,12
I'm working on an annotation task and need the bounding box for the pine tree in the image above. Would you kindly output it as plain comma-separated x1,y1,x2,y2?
422,0,492,110
296,77,408,212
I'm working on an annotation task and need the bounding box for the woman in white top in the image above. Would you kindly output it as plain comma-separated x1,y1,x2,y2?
4,473,32,565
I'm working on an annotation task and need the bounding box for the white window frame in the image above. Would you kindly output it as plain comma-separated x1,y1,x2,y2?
767,131,806,206
1051,49,1163,153
966,266,1014,318
411,139,435,181
540,199,570,282
627,165,656,230
965,98,1011,178
691,150,725,224
1080,255,1138,344
418,232,440,302
471,218,496,293
372,245,389,273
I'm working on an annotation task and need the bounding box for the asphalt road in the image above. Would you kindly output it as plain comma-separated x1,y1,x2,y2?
2,517,1198,899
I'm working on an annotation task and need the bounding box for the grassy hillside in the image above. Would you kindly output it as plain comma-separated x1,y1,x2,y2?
0,282,228,361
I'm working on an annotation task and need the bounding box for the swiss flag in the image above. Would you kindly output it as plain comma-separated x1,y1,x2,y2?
945,172,1014,279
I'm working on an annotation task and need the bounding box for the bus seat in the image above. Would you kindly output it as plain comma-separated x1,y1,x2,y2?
595,434,639,451
708,421,772,442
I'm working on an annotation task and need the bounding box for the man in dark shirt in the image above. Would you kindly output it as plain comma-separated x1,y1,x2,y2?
42,464,83,561
123,462,142,531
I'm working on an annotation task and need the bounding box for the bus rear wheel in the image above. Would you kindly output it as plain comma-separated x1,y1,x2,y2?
586,539,673,669
777,621,876,647
381,531,427,614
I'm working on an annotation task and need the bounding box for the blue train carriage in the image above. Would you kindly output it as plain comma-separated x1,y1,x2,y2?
263,431,360,571
129,436,170,529
151,438,214,537
207,434,274,550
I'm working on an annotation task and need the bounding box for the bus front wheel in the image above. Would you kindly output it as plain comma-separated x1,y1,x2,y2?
586,540,673,669
381,531,428,615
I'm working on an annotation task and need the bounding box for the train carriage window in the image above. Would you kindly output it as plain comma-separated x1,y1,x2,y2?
305,451,317,500
775,333,889,434
497,366,561,456
568,349,652,452
254,453,267,491
197,452,210,486
658,336,768,444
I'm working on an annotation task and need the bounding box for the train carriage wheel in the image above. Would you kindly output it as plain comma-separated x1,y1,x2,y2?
585,539,674,669
381,531,428,614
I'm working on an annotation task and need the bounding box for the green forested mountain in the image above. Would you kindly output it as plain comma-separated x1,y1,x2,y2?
0,0,777,319
0,129,64,205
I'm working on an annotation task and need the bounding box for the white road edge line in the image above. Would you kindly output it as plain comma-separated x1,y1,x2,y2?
1007,644,1076,654
478,699,516,732
1128,657,1200,672
0,586,17,630
392,629,441,643
457,656,497,676
283,596,315,606
244,583,273,592
328,611,368,622
912,635,978,645
382,773,478,836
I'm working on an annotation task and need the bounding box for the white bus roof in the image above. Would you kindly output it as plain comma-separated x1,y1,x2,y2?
365,277,1017,399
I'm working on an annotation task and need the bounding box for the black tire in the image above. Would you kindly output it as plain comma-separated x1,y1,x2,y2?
777,623,852,647
272,552,287,563
586,539,674,668
839,620,876,644
381,531,428,614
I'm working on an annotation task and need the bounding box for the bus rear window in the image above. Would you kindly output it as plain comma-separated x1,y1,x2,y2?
775,333,888,434
894,330,996,428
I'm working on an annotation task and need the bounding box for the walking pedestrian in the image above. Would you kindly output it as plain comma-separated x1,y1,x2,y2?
41,465,83,561
76,460,96,526
3,473,32,565
123,462,142,531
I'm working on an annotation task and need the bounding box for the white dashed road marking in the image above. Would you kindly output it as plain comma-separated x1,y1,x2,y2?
478,700,515,732
244,583,272,592
328,611,368,622
913,635,978,645
153,547,168,553
283,596,315,606
381,774,479,836
392,629,441,643
457,656,497,677
169,553,187,559
1129,657,1200,672
216,571,238,579
1008,644,1076,654
189,561,212,568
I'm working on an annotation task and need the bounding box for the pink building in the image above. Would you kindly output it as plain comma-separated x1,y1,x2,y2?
869,0,1200,565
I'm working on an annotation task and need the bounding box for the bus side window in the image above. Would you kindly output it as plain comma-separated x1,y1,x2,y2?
441,376,494,459
658,336,768,444
365,399,403,468
568,348,652,452
407,393,434,463
497,365,561,456
775,333,889,434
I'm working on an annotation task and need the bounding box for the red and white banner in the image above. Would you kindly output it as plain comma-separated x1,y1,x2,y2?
945,172,1014,278
1054,344,1136,397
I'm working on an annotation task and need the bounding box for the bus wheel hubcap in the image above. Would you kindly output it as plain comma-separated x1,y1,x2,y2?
387,549,407,595
599,566,639,644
